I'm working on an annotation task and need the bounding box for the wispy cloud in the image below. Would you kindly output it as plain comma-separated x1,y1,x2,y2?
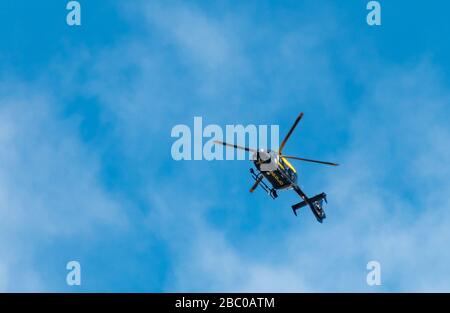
1,1,449,292
0,80,127,291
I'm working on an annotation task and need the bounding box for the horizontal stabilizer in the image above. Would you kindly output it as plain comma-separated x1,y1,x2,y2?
292,200,308,212
291,192,327,217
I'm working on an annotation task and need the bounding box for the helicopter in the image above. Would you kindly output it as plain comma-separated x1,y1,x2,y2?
214,112,339,223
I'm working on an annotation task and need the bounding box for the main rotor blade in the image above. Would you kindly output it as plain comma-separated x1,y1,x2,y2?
213,140,257,153
282,155,339,166
279,112,304,154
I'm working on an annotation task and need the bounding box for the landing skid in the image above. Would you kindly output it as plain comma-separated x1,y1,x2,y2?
250,168,278,199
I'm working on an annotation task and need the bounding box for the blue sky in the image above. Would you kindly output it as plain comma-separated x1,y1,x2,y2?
0,0,450,292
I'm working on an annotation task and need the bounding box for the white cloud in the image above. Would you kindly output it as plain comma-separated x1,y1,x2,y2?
144,3,235,71
1,1,450,292
89,2,450,292
134,30,450,292
0,81,127,291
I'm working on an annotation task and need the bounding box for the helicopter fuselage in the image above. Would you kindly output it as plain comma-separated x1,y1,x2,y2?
253,150,298,190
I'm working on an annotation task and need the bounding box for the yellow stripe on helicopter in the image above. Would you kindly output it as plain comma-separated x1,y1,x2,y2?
280,156,297,173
